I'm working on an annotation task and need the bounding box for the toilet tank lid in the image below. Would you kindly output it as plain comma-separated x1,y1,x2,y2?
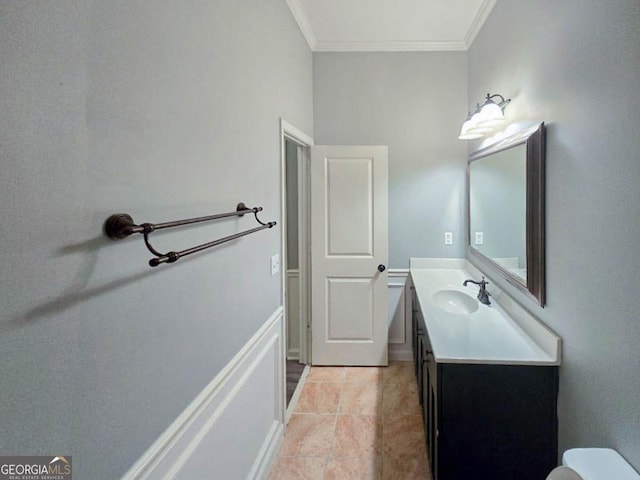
563,448,640,480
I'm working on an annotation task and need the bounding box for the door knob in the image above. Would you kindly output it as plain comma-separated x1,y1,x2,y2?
378,264,386,272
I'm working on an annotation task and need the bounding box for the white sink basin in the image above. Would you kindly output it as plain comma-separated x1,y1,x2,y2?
433,290,478,314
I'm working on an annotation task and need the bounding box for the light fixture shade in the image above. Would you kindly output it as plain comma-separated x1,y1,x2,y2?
467,116,494,134
458,93,510,140
458,119,484,140
475,101,505,128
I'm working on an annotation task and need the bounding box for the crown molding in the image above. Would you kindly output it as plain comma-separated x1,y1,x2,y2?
286,0,495,53
464,0,497,49
285,0,317,50
314,40,468,53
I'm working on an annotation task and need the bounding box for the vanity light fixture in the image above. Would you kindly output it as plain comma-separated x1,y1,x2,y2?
458,110,485,140
458,93,511,140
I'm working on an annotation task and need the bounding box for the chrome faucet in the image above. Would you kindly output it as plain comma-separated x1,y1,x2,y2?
463,276,491,305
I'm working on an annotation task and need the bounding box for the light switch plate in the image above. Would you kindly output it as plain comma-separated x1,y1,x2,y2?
444,232,453,245
270,254,280,276
475,232,484,245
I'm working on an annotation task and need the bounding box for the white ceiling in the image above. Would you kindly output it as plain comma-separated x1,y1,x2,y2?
286,0,496,52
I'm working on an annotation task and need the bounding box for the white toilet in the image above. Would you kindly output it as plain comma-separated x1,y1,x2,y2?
547,448,640,480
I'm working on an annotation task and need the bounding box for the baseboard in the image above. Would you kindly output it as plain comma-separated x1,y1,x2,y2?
389,350,413,362
121,307,284,480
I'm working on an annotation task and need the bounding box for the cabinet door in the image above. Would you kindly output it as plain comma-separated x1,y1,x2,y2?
438,364,558,480
414,304,426,405
410,286,419,376
420,335,436,474
427,360,439,477
416,335,424,405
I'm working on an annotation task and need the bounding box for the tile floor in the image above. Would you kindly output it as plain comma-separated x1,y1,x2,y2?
269,362,432,480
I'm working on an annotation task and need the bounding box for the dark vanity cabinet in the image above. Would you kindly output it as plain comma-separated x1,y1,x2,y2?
411,285,559,480
411,286,426,402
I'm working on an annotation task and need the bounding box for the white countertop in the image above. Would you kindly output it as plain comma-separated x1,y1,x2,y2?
410,259,561,366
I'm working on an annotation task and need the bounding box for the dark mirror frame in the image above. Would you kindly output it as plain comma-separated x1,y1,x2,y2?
467,122,546,306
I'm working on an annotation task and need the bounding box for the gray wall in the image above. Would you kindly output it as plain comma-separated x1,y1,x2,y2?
469,0,640,469
313,52,469,268
0,1,312,478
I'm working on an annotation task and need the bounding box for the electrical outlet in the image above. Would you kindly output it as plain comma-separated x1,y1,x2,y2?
444,232,453,245
270,254,280,276
475,232,484,245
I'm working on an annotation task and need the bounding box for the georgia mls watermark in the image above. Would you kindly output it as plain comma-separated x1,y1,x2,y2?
0,456,71,480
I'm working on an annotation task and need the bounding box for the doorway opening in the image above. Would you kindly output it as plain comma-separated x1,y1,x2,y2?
280,120,313,418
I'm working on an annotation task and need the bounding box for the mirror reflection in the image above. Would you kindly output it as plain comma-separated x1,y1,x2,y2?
469,143,527,283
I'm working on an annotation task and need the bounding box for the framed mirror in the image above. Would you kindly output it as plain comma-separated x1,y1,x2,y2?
467,122,546,306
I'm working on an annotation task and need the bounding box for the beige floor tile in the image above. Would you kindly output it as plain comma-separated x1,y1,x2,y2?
295,382,342,414
339,383,383,415
279,414,336,457
324,455,382,480
380,414,431,480
345,366,384,384
382,382,422,416
332,415,382,457
270,363,432,480
381,415,428,462
382,362,416,385
268,456,326,480
381,454,430,480
307,366,346,383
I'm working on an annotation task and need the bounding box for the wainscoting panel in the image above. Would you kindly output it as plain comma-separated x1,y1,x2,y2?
388,283,406,344
122,307,285,480
388,270,411,361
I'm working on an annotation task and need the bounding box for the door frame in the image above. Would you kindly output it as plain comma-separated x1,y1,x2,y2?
280,119,313,367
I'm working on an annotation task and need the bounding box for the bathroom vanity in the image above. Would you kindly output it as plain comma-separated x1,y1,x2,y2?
410,259,561,480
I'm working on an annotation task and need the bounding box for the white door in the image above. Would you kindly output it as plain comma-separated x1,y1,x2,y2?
310,145,389,366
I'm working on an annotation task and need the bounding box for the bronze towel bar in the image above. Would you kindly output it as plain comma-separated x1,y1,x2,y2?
104,203,276,267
